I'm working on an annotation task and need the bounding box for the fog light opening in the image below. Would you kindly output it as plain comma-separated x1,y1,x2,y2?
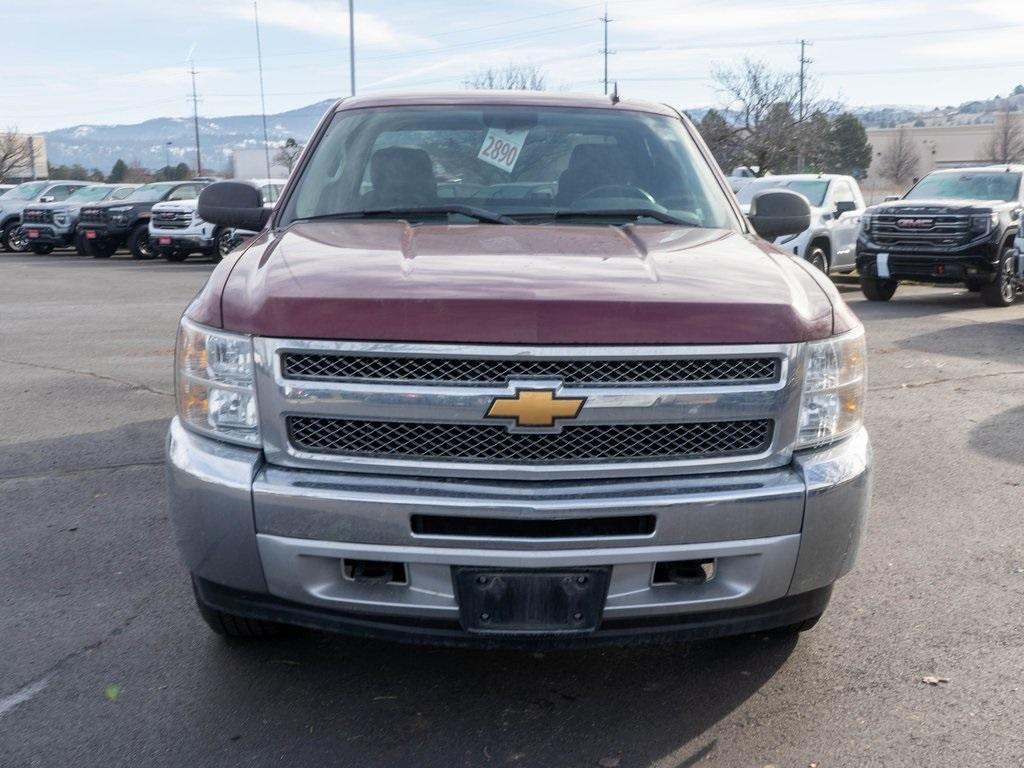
652,559,716,586
343,559,408,585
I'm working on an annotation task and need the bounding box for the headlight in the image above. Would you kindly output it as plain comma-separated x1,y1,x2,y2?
970,213,998,235
192,211,204,225
53,209,70,226
175,317,259,446
861,213,872,231
796,326,866,449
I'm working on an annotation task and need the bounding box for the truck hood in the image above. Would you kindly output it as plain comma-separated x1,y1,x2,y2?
208,221,838,344
151,200,197,213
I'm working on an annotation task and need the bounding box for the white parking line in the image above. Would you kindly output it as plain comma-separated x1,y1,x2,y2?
0,677,49,718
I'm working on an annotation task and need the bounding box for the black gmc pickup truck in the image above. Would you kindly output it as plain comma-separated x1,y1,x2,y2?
856,165,1023,306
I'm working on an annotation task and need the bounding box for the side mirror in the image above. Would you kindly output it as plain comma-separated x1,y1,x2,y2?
747,190,811,241
39,195,55,203
884,195,901,202
835,200,858,216
198,182,272,231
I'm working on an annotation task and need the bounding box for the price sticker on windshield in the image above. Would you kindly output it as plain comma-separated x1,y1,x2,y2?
477,127,529,173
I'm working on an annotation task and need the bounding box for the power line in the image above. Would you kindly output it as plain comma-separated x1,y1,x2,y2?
254,1,272,180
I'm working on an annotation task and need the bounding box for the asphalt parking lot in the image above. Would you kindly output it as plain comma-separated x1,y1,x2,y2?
1,250,1023,767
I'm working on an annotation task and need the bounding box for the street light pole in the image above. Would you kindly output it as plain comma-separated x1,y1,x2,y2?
165,141,172,174
255,0,273,180
349,0,356,96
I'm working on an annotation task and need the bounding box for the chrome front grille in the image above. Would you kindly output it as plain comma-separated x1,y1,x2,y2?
288,417,773,463
256,339,802,480
21,208,53,224
79,208,107,225
151,210,192,230
280,352,780,387
869,212,971,248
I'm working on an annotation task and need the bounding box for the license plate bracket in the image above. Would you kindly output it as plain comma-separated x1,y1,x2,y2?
454,567,611,635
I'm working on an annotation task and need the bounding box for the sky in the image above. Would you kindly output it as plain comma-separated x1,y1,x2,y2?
6,0,1024,134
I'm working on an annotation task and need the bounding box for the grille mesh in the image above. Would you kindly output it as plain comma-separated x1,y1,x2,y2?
281,353,779,387
288,417,773,463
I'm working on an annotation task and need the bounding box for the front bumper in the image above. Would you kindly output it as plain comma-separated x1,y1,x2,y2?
856,239,1000,283
167,419,871,644
77,223,129,243
150,233,215,254
19,224,74,246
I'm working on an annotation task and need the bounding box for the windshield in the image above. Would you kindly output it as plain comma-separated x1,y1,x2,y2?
735,179,829,207
124,183,175,203
279,105,735,229
66,185,113,203
6,181,48,201
905,171,1022,202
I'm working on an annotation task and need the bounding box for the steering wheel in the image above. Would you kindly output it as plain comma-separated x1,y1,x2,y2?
575,184,657,205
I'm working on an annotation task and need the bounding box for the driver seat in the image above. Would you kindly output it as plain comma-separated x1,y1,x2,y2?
556,144,630,205
364,146,438,208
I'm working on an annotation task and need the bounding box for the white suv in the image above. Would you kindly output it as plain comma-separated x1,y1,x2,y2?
733,174,866,274
150,179,282,262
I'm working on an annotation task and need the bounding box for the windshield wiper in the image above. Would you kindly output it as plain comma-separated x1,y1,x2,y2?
531,209,695,226
296,204,515,225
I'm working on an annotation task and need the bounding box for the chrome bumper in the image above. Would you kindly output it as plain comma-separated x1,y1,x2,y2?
167,419,870,627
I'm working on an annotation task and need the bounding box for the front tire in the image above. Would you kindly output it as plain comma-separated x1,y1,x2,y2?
216,227,235,260
980,248,1018,307
85,239,117,258
806,245,829,273
129,224,155,260
29,243,55,255
860,276,898,301
192,579,282,640
4,222,28,252
74,231,87,256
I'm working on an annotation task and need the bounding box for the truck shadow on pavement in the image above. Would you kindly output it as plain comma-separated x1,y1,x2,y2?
848,288,1002,321
896,321,1024,366
969,404,1024,467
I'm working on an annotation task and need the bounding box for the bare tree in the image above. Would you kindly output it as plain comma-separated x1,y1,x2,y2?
464,63,546,91
981,110,1024,164
273,138,303,174
710,59,840,176
0,127,33,182
877,127,920,186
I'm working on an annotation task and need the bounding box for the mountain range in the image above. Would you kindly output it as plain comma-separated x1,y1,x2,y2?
43,100,338,174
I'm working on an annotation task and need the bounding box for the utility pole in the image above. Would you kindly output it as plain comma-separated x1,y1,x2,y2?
165,141,172,172
188,62,202,175
797,39,813,172
348,0,356,96
600,3,613,95
254,1,273,180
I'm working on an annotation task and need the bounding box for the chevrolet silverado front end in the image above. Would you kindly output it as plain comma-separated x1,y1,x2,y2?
167,93,871,646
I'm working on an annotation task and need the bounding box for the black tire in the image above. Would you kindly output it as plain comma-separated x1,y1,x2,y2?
129,223,155,260
192,581,282,640
980,247,1018,307
806,245,829,273
164,250,189,263
964,278,983,292
3,221,27,252
768,613,823,636
860,275,898,301
216,227,235,260
29,243,55,255
74,231,87,256
85,239,116,258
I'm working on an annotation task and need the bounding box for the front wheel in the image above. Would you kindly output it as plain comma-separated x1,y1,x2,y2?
192,579,283,640
806,246,829,273
980,248,1018,307
164,249,189,263
74,231,88,256
216,228,236,260
129,224,155,260
29,243,55,255
85,238,116,258
860,276,898,301
4,223,28,252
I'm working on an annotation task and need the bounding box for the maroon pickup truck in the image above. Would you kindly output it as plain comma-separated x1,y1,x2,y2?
168,92,870,646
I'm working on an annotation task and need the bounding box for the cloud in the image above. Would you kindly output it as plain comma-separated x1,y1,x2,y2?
214,0,431,49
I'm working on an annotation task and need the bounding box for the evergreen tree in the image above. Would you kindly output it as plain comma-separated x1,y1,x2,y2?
108,159,128,183
827,114,872,177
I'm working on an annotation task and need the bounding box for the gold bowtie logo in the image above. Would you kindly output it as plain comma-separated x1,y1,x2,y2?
486,389,586,428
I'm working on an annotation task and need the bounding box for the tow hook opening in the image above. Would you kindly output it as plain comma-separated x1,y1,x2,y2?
343,559,408,585
652,559,716,586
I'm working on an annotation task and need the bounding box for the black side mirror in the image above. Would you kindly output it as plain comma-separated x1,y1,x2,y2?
747,190,811,241
198,182,272,231
835,200,858,216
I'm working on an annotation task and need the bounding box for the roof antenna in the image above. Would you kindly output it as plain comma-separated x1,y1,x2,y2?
610,81,620,105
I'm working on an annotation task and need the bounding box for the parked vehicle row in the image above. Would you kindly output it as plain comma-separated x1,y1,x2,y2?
730,165,1022,306
0,176,281,261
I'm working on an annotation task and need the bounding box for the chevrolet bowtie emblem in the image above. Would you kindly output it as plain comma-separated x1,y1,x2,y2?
486,389,586,428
